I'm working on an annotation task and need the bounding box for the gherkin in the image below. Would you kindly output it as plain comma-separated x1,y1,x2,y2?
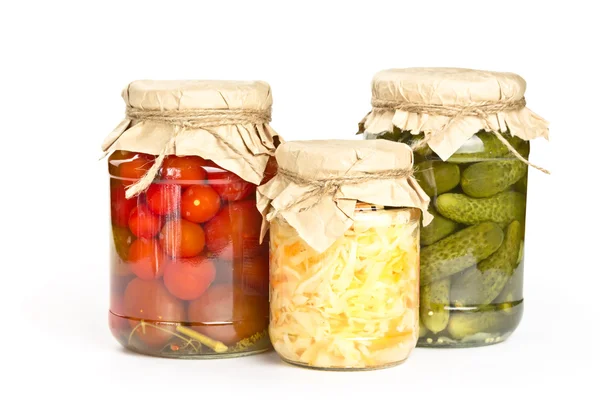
420,278,450,333
461,161,527,198
420,222,504,284
420,208,461,246
451,221,522,307
435,192,526,228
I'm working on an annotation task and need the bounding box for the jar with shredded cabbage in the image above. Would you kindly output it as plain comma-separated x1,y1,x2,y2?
269,204,421,370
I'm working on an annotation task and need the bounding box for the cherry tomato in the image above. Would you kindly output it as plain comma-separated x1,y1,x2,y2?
163,256,216,300
118,153,155,181
160,156,208,187
128,238,165,280
110,185,137,227
233,253,269,296
146,183,181,216
129,205,163,238
123,279,186,347
108,150,136,176
187,284,268,345
180,184,221,223
159,219,206,258
208,169,255,202
204,200,263,260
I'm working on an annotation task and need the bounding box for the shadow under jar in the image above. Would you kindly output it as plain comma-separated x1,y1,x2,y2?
108,151,277,357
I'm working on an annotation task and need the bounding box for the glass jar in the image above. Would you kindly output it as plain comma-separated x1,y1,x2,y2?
108,151,277,358
269,204,421,370
360,68,549,348
367,129,528,347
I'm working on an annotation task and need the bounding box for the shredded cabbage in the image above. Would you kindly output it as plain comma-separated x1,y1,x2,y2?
269,208,420,369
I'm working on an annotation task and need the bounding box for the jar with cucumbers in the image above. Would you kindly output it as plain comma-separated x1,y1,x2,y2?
360,68,549,347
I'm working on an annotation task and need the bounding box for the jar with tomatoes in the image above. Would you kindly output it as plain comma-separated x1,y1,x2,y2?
103,80,280,358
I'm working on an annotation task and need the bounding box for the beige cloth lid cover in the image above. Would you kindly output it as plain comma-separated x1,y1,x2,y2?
101,80,280,192
359,68,549,160
257,140,432,253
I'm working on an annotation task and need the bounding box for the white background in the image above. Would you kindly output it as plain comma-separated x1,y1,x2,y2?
1,1,598,399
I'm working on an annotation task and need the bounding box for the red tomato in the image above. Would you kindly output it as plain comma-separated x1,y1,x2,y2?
209,169,255,202
163,256,216,300
204,200,263,260
180,184,221,223
187,284,268,345
108,150,137,176
128,238,166,280
118,153,155,181
160,155,208,187
146,183,181,216
129,205,163,238
110,185,137,227
159,219,206,258
123,279,186,347
233,253,269,296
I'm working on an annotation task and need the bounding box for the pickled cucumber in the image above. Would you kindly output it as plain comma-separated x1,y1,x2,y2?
420,208,461,246
420,222,504,284
414,161,460,197
451,221,522,307
495,263,524,306
420,278,450,333
447,306,521,341
461,161,527,198
447,310,503,340
446,132,520,163
436,192,526,227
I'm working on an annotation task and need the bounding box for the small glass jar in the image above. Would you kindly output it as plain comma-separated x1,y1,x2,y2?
269,204,421,370
108,151,277,357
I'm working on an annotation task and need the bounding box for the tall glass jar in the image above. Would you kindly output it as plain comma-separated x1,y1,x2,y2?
257,139,432,369
360,68,549,348
103,80,280,358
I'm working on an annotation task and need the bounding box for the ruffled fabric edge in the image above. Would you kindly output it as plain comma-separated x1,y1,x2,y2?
257,172,432,254
358,107,549,161
101,119,281,185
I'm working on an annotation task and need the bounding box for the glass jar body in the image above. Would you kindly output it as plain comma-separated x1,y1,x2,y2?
269,205,421,370
366,130,527,348
108,151,276,358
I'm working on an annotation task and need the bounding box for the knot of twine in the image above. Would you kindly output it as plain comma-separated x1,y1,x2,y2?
123,107,271,199
371,97,549,174
276,166,413,213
